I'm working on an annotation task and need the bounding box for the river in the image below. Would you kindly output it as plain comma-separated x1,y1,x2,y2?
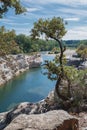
0,54,55,113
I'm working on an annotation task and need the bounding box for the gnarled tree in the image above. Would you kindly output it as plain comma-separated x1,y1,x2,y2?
31,17,69,100
31,17,87,110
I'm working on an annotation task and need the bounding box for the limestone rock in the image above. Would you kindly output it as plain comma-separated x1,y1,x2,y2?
79,112,87,130
4,110,78,130
78,61,87,69
0,54,42,86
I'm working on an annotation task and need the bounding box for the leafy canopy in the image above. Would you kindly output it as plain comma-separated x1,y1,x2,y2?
0,0,26,18
76,43,87,60
31,17,87,110
0,26,20,55
31,17,67,40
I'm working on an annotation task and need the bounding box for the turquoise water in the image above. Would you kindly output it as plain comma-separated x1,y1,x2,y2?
0,54,55,112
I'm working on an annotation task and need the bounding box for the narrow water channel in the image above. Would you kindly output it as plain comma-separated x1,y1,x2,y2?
0,54,55,113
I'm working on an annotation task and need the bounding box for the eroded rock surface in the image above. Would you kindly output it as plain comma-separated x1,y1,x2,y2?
0,54,42,86
4,110,78,130
0,95,86,130
79,112,87,130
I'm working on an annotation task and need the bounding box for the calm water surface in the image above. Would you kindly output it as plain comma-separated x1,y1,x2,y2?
0,54,55,112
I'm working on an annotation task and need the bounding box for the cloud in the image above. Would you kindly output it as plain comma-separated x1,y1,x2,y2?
0,18,13,22
26,7,40,12
24,0,87,6
64,18,80,21
2,22,31,26
63,26,87,40
58,8,87,17
0,0,87,40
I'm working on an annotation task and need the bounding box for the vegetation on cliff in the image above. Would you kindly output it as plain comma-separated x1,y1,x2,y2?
0,0,87,112
0,26,21,56
76,42,87,60
0,24,87,56
31,17,87,111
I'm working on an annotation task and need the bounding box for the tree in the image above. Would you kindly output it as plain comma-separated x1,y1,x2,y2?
31,17,68,100
15,34,32,53
0,26,20,55
0,0,26,18
31,17,87,110
76,44,87,60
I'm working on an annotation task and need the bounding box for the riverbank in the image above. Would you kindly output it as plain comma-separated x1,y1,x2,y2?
47,49,87,69
0,50,87,130
0,91,86,130
0,54,42,86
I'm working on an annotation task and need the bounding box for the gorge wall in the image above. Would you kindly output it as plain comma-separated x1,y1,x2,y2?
0,54,42,86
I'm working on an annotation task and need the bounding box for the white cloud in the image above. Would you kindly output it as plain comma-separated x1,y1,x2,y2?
2,22,30,26
58,8,87,17
24,0,87,6
0,0,86,40
0,18,13,22
63,26,87,40
26,7,40,12
64,18,80,21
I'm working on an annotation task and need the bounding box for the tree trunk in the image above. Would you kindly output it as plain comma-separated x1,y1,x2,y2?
55,39,72,101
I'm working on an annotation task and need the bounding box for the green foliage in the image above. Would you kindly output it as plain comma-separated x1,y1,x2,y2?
31,17,87,110
0,0,26,18
31,17,66,40
45,58,87,107
64,40,87,48
76,43,87,60
15,34,32,53
0,26,21,56
79,40,87,46
31,17,68,99
51,47,60,54
15,34,60,53
64,40,80,48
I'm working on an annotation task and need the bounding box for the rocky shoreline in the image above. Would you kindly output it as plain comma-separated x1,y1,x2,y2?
0,51,87,130
0,91,86,130
0,54,42,86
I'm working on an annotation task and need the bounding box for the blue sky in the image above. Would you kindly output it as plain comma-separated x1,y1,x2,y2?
0,0,87,40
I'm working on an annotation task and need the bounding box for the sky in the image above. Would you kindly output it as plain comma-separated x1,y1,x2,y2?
0,0,87,40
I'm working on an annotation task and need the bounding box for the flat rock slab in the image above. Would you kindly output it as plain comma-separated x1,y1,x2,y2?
4,110,78,130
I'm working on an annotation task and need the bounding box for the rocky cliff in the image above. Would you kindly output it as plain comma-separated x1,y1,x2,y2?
0,103,78,130
0,54,42,86
0,91,86,130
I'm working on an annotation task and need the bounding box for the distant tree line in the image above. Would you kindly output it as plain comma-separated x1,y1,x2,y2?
15,34,60,53
0,26,87,56
64,39,87,48
64,40,80,48
0,26,60,55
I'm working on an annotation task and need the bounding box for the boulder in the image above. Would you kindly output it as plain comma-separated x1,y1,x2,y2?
4,110,78,130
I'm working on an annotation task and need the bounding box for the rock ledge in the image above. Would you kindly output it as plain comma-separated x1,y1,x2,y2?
4,110,78,130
